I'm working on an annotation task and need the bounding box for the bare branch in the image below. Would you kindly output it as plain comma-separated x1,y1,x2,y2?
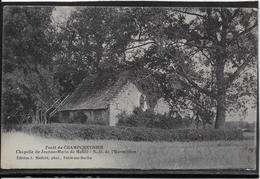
228,22,257,45
164,50,215,98
172,9,205,19
125,41,156,51
225,54,255,89
172,41,214,50
199,49,214,66
133,18,143,41
187,49,200,59
230,9,240,22
172,41,214,65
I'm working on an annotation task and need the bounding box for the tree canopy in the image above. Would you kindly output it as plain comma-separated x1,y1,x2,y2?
128,8,257,128
3,6,257,128
3,7,60,123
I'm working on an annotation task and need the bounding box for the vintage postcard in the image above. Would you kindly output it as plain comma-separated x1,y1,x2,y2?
1,2,258,175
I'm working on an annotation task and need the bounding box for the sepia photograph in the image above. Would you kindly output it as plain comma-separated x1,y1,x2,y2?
1,2,258,175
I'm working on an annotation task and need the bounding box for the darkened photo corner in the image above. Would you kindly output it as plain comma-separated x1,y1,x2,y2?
1,3,258,174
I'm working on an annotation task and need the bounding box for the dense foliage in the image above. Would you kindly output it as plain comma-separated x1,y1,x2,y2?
3,7,257,129
3,7,60,125
117,107,191,129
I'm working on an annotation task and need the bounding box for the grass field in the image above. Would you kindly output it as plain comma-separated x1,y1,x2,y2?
6,123,244,141
1,131,256,169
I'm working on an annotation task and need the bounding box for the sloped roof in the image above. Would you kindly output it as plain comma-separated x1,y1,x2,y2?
57,70,181,112
58,76,128,111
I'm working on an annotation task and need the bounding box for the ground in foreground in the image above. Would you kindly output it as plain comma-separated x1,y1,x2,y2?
1,132,256,169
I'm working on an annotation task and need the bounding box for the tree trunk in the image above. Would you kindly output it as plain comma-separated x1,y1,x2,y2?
215,93,226,129
214,59,226,129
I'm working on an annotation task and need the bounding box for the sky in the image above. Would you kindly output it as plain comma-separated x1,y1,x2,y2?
52,6,75,24
51,7,257,123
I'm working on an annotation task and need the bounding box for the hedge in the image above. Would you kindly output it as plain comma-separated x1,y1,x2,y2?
10,123,244,142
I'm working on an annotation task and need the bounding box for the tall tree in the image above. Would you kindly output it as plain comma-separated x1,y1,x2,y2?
136,8,257,129
3,6,59,123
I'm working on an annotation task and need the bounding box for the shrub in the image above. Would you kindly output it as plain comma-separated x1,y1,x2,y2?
15,123,244,142
117,107,192,129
